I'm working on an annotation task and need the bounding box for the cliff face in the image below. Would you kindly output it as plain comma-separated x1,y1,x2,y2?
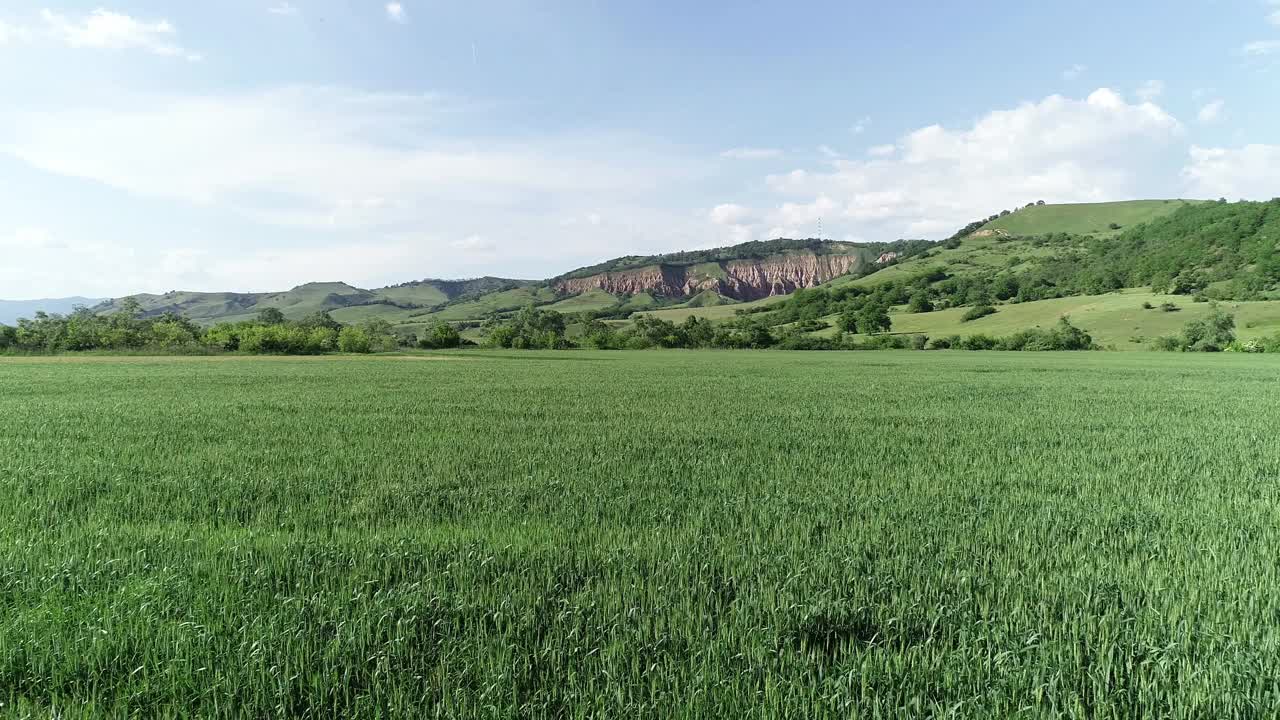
554,252,863,301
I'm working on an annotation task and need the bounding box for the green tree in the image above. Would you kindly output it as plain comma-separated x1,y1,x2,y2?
680,316,715,347
1182,305,1235,351
907,292,933,314
419,321,461,349
115,297,144,319
257,307,287,325
337,326,372,353
580,319,620,349
299,311,342,332
855,306,891,334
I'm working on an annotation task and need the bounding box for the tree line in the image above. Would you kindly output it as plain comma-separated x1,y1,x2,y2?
478,305,1096,352
0,302,456,355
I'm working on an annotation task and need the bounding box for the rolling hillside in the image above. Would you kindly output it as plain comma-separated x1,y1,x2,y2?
655,199,1280,349
979,199,1206,238
27,199,1280,350
93,278,534,327
84,238,922,330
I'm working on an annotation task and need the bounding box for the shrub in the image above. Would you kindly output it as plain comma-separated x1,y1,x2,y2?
1182,305,1235,352
961,305,997,322
1153,335,1184,352
1160,303,1179,312
419,321,462,349
907,292,934,314
1142,301,1155,310
240,324,312,354
926,335,960,350
958,334,998,350
992,317,1094,351
1227,339,1263,353
338,326,372,353
792,319,830,333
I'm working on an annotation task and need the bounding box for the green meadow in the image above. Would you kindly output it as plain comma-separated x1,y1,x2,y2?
4,351,1280,718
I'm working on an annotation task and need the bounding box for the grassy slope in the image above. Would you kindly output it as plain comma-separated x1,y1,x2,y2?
544,289,621,313
638,294,785,322
981,199,1205,238
371,284,450,307
6,351,1280,716
409,287,560,323
813,289,1280,349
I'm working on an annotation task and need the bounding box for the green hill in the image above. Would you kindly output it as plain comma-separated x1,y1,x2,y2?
93,277,533,328
64,199,1280,347
979,200,1206,238
661,199,1280,349
87,239,902,331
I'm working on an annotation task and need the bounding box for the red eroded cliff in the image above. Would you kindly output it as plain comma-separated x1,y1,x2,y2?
553,252,863,300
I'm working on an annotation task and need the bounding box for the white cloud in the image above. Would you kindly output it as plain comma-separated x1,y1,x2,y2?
709,203,752,225
720,147,782,160
1197,99,1225,124
0,227,58,250
451,234,496,253
39,8,201,60
1242,40,1280,55
1183,145,1280,200
818,145,841,159
385,3,407,23
867,144,896,157
0,85,723,294
268,3,300,16
720,88,1183,240
850,116,871,134
1062,64,1087,80
1,87,701,227
1136,80,1164,102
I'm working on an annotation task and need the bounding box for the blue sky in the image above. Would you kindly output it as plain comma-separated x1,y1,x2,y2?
1,0,1279,298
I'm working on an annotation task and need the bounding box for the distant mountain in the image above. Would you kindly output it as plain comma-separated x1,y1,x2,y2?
0,297,104,325
91,278,535,329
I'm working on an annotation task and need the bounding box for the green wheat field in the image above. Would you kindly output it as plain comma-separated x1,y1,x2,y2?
3,351,1280,718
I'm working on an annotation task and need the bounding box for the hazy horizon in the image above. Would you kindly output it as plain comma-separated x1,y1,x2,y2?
2,0,1279,298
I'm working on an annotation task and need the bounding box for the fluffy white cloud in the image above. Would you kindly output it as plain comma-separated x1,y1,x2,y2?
39,8,201,60
385,3,407,24
1197,99,1225,124
268,3,300,16
709,203,753,225
850,117,871,134
1136,80,1164,102
1,87,706,228
451,235,496,253
719,89,1183,240
867,144,896,157
1183,145,1280,200
720,147,782,160
0,85,726,294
